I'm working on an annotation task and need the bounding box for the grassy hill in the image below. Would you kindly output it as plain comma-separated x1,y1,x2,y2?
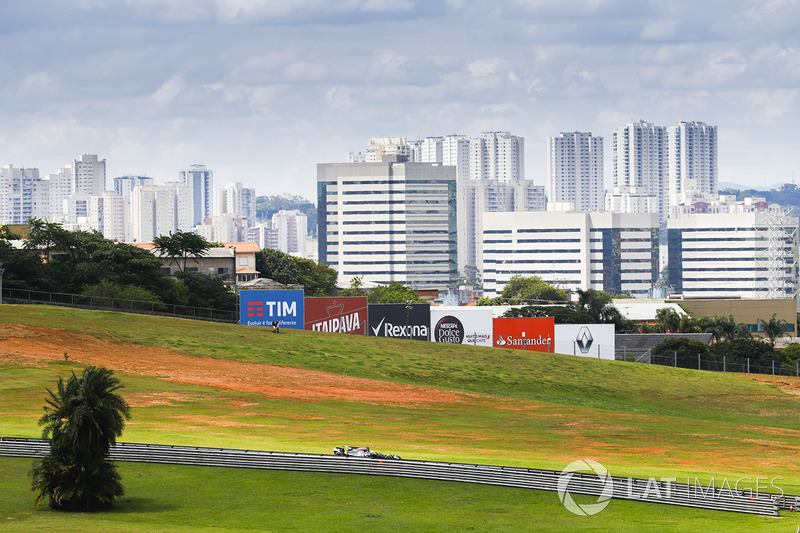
1,305,800,531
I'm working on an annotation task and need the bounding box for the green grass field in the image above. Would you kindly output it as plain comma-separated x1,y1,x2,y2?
2,305,800,531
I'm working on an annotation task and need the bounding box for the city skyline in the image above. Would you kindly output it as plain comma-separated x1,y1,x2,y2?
2,1,799,200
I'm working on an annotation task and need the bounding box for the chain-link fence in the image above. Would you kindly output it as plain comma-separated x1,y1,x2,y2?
644,351,800,377
1,288,237,323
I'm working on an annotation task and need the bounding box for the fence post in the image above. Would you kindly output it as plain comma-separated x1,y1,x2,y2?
698,353,701,370
797,361,798,378
674,351,677,367
747,358,750,373
724,355,726,373
772,360,775,376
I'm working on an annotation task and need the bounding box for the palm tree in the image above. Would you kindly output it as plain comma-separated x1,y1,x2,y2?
758,314,790,348
31,366,131,510
655,308,681,333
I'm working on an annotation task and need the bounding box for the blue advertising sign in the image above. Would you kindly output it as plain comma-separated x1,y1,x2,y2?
240,290,304,329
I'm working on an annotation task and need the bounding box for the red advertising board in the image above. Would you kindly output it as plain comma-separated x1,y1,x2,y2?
304,297,368,335
492,317,555,352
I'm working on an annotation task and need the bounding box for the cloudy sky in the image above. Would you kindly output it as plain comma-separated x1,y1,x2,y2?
2,0,799,200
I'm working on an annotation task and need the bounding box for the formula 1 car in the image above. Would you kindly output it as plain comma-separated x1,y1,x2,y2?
333,445,401,460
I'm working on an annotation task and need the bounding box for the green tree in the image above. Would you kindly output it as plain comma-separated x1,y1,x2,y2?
709,338,773,368
502,305,595,324
499,275,568,304
176,272,237,311
366,281,422,304
31,366,131,511
758,313,790,348
651,338,711,367
338,276,367,297
153,231,213,273
256,248,337,296
655,308,681,333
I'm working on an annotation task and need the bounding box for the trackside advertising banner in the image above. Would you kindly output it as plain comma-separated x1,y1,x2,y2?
493,317,555,351
430,307,493,346
368,303,431,341
305,297,368,335
554,324,615,360
240,290,304,329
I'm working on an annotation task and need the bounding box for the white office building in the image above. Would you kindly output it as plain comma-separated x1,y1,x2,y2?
482,211,659,298
318,161,458,291
179,164,213,226
548,132,603,212
131,182,192,243
668,121,718,204
667,212,799,299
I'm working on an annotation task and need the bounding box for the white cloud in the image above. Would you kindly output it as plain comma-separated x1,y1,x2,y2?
151,75,186,107
746,88,798,119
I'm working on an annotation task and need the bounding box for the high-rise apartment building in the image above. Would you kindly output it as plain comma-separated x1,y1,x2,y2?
114,175,153,197
667,121,718,203
317,161,458,292
0,165,46,224
89,191,126,241
213,182,257,228
272,209,308,255
179,164,213,226
469,131,524,182
548,132,604,212
131,182,192,243
609,121,668,220
44,167,72,221
365,138,412,162
72,154,106,196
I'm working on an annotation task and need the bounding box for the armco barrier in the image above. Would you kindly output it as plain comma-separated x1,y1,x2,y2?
0,438,788,516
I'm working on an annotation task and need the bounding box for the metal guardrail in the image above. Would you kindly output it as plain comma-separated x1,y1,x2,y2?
1,437,791,516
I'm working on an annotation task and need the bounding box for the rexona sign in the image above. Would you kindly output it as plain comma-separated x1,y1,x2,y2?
430,307,493,346
493,317,555,352
305,297,368,335
240,290,304,329
367,303,431,341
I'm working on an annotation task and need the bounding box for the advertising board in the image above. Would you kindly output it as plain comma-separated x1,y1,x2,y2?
239,290,304,329
305,297,368,335
554,324,616,360
367,303,431,341
430,307,493,346
492,317,555,351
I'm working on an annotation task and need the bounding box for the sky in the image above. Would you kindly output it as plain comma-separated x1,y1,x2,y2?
2,0,799,200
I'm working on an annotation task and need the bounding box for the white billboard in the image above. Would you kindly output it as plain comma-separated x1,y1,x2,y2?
430,307,493,346
554,324,616,360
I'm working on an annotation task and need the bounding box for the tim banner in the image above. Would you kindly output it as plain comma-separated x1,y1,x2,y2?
430,307,493,346
305,297,368,335
240,290,304,329
554,324,615,360
492,317,555,352
368,303,431,341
